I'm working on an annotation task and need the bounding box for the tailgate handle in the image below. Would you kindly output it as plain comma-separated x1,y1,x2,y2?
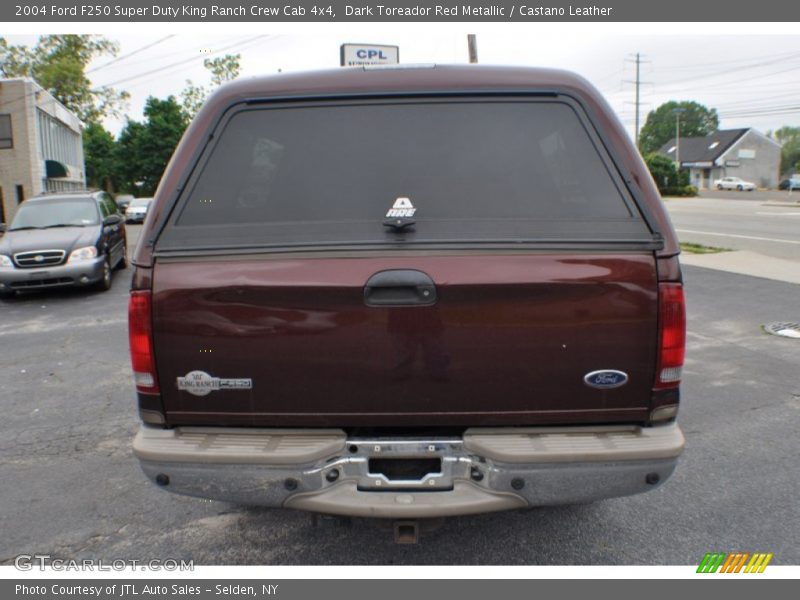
364,270,438,307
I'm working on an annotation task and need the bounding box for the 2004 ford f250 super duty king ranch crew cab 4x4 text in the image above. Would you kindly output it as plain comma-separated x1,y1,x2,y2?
129,65,686,520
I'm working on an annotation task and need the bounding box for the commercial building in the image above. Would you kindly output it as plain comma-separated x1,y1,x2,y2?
0,78,86,224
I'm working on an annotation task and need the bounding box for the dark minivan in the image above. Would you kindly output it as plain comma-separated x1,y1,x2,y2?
130,66,686,522
0,190,127,297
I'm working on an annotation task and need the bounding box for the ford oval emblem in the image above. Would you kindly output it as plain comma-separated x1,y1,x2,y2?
584,370,628,389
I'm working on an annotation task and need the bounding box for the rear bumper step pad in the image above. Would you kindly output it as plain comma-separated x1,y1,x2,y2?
134,423,684,517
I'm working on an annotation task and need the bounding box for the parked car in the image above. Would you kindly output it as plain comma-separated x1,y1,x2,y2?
125,198,153,223
129,66,686,529
714,176,756,191
115,194,135,211
0,190,127,298
778,178,800,190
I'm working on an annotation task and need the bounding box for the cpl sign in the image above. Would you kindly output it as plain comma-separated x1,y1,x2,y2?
340,44,400,67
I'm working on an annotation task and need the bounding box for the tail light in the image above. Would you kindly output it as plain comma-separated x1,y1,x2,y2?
129,290,160,394
655,282,686,389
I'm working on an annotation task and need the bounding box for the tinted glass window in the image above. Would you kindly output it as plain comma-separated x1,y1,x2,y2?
101,194,118,215
163,101,648,250
98,198,111,218
10,199,100,230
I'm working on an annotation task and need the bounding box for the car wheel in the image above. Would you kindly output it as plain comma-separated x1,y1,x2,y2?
97,256,112,291
0,289,14,300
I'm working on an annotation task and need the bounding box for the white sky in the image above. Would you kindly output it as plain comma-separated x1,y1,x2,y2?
4,30,800,140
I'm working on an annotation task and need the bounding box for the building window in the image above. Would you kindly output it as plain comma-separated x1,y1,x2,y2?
0,114,12,149
15,185,24,205
36,109,81,167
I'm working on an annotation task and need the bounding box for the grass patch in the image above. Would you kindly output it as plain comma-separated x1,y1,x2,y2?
680,242,731,254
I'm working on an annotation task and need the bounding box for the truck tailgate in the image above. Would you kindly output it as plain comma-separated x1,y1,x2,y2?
152,252,658,427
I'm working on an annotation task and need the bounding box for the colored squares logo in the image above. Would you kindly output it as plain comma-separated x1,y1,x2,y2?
697,552,773,573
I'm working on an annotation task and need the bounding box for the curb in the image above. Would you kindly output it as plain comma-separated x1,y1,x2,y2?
680,250,800,286
762,201,800,208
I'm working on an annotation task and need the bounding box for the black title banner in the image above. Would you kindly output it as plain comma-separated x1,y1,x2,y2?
4,0,800,22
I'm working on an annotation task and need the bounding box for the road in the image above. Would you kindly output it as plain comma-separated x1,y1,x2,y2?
0,228,797,565
698,189,800,202
664,194,800,260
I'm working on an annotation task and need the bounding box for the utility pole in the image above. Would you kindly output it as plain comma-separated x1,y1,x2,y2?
634,53,640,147
623,53,650,150
467,34,478,64
673,107,687,174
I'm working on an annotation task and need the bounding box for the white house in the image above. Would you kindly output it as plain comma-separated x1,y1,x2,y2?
658,128,781,190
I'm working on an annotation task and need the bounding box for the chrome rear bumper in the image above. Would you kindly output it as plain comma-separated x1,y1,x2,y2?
134,423,684,518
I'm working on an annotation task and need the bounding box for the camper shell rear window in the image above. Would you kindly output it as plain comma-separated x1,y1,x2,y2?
157,97,653,252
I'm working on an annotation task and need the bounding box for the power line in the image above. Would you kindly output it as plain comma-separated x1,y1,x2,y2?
591,66,624,87
713,91,800,110
0,36,275,116
98,36,267,88
88,35,243,73
655,60,800,93
86,35,175,74
719,106,800,118
655,49,800,72
117,35,276,91
1,38,181,111
617,103,800,125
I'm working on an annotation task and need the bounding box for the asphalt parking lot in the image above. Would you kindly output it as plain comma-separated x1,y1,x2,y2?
1,226,798,565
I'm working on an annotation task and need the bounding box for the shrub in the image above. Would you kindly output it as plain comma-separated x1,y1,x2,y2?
643,153,694,196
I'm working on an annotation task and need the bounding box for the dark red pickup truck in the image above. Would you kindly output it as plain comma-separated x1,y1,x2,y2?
129,65,685,520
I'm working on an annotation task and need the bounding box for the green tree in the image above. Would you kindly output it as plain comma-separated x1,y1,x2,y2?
180,54,241,119
205,55,241,86
639,101,719,154
644,152,693,196
768,126,800,175
116,96,189,196
83,122,117,191
0,35,129,123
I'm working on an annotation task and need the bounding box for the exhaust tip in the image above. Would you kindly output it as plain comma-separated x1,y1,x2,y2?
155,473,170,486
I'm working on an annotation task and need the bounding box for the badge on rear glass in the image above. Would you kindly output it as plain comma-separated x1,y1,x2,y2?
385,197,416,218
177,370,252,396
